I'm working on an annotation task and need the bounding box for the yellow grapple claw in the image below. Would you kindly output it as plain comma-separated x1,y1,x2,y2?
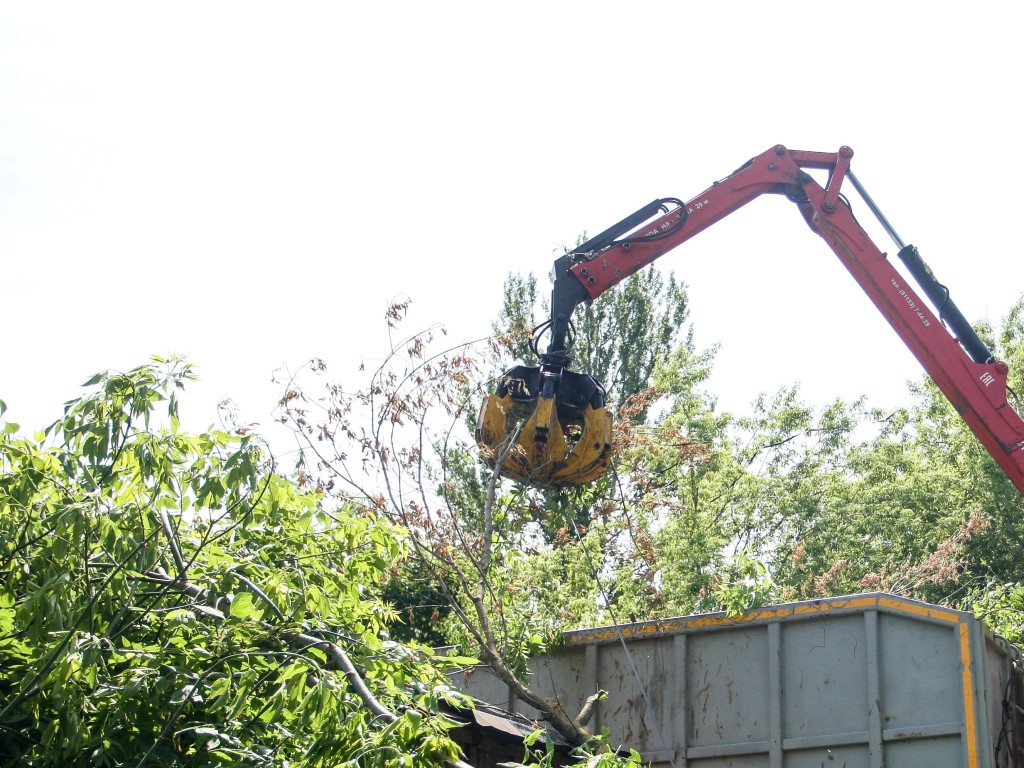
476,376,613,489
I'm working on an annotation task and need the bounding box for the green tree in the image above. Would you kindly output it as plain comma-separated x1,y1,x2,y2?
275,312,645,760
488,263,801,625
273,285,1024,763
730,300,1024,628
381,558,451,647
0,359,473,767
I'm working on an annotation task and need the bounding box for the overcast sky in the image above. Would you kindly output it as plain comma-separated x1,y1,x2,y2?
3,3,1022,445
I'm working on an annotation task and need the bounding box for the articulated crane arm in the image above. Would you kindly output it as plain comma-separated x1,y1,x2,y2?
476,145,1024,495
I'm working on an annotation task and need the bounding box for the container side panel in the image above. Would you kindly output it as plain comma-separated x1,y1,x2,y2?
782,616,868,739
454,667,514,711
884,736,962,767
452,595,1020,767
690,755,769,768
530,650,589,719
597,639,672,751
687,627,770,748
982,633,1015,757
878,614,961,731
783,744,869,768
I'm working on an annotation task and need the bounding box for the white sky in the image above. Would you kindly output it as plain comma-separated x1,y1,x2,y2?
2,3,1023,445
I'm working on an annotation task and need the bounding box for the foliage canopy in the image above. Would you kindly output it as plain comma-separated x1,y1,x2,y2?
5,273,1024,767
0,359,472,767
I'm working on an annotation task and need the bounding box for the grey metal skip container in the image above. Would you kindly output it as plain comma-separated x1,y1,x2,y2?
460,593,1023,767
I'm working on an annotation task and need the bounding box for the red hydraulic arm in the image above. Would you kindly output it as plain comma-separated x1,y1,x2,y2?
548,144,1024,495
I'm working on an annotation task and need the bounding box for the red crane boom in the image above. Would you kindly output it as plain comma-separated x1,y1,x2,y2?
477,145,1024,494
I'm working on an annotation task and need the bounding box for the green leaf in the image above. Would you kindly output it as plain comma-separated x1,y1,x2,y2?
193,604,225,620
169,685,200,705
228,591,257,620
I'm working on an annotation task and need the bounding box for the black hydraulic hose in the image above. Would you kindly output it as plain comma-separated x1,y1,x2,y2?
572,199,670,256
897,245,994,364
613,197,687,247
571,198,687,257
846,169,995,365
546,197,687,362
